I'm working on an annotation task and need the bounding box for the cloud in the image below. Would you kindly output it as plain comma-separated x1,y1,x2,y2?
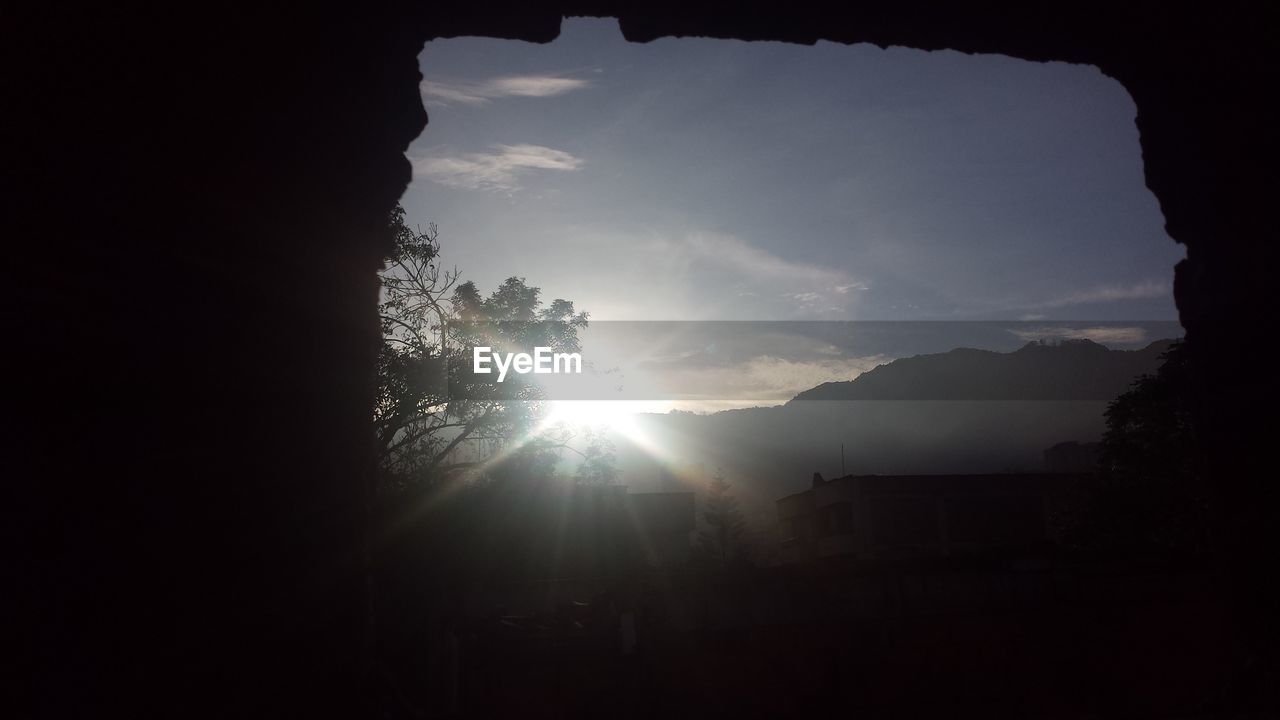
656,354,891,404
422,75,589,106
832,283,866,295
680,232,845,285
1041,280,1168,308
783,291,823,305
412,144,583,191
652,232,867,317
1010,326,1149,345
737,355,892,398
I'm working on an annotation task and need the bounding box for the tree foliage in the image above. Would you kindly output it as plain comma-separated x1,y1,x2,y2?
1058,340,1209,556
699,469,746,565
374,205,588,494
572,427,620,487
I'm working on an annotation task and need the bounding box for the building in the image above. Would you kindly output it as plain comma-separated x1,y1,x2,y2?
777,472,1060,563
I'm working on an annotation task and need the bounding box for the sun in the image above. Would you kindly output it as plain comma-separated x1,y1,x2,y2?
543,401,650,430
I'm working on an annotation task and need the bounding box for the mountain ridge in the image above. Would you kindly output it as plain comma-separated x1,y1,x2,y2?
615,337,1178,519
788,338,1175,403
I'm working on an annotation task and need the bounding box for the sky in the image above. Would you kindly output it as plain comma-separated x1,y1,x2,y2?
400,18,1185,411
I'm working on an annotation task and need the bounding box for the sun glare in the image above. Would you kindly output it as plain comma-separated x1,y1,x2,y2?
543,401,659,430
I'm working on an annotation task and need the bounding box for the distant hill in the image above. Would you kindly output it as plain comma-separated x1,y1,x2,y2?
617,339,1176,524
792,339,1174,402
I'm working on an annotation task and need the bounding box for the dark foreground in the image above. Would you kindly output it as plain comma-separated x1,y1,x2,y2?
386,559,1227,718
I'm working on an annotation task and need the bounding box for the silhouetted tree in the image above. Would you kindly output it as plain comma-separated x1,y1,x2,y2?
573,427,620,486
371,206,591,716
700,469,746,565
374,205,588,493
1100,341,1196,480
1057,340,1209,556
375,207,456,490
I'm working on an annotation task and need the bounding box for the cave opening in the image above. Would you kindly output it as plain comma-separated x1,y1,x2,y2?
385,16,1188,492
365,18,1215,717
16,5,1276,718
